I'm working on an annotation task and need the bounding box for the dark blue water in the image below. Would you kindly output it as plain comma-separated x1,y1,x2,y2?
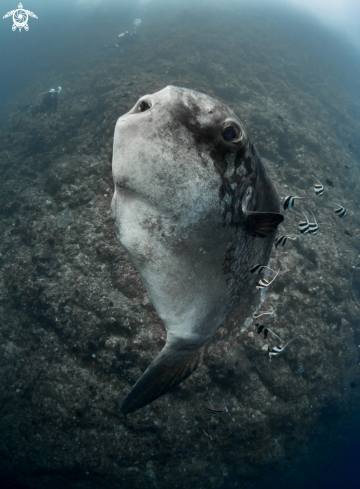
314,435,360,489
1,1,360,488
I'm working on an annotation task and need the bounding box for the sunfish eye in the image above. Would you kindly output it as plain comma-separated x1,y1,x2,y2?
222,126,238,141
138,100,151,112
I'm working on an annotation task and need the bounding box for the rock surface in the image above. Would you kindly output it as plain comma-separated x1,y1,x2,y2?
1,4,360,489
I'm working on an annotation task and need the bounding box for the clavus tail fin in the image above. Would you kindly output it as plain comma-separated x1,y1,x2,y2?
120,342,203,415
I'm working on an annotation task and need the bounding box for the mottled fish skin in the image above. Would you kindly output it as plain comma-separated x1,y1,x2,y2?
111,86,283,414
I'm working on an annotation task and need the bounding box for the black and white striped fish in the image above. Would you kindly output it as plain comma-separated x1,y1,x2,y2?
253,311,274,320
308,210,319,235
298,211,310,234
255,268,280,290
268,339,293,359
332,202,346,218
250,264,276,274
256,323,269,339
256,324,282,341
283,195,303,210
274,236,287,248
274,236,296,248
312,175,324,196
207,407,229,415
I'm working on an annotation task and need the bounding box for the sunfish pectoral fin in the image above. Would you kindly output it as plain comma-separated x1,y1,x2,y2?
244,211,284,238
120,342,203,415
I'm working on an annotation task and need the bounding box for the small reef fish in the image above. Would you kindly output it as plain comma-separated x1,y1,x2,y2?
274,236,287,248
283,195,303,210
250,264,276,274
255,324,282,341
250,264,267,274
298,211,310,234
312,175,324,196
202,429,213,441
308,210,319,235
268,339,293,359
332,202,346,218
256,324,269,339
255,268,280,290
253,311,274,319
207,407,229,415
274,236,296,248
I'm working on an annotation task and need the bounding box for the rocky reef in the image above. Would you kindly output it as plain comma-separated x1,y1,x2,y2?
1,4,360,489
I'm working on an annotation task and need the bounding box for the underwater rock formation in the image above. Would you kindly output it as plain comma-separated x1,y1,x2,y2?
0,4,360,489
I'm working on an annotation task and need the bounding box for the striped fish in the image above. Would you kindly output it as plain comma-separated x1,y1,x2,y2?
268,339,293,359
298,211,310,234
250,264,267,274
253,311,274,320
274,236,296,248
255,268,280,290
312,175,324,196
255,324,282,341
283,195,303,210
332,202,346,218
256,278,270,290
308,210,319,235
256,323,269,339
274,236,287,248
250,264,276,274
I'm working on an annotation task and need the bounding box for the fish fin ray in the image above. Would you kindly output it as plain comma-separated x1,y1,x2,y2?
245,211,284,238
120,343,202,415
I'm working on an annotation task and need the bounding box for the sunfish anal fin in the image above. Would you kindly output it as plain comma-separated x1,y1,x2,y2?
120,343,203,415
244,211,284,238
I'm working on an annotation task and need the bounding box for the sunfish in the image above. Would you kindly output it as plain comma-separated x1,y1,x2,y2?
111,86,283,415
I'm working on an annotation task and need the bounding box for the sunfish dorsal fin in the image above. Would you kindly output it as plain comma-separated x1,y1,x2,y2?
244,211,284,238
120,342,203,415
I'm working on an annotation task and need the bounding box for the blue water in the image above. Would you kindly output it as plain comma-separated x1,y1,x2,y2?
1,1,360,488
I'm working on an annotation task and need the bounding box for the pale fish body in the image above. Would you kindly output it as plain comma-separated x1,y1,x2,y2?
111,86,283,414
